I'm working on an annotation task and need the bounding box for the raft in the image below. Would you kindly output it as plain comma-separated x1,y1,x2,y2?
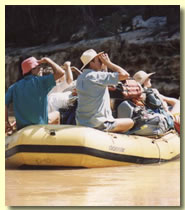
5,124,180,168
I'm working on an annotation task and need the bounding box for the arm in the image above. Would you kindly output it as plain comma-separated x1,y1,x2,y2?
71,66,82,76
99,53,129,81
160,95,180,114
38,57,65,81
63,61,73,85
161,95,179,106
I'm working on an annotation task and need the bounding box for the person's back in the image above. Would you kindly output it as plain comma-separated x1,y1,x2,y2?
76,69,116,128
5,56,65,132
6,74,55,129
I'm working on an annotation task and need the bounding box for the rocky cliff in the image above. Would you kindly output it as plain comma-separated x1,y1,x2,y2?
5,5,180,98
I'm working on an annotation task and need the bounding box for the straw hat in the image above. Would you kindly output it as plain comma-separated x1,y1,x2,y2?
21,57,39,75
133,70,155,85
80,49,104,70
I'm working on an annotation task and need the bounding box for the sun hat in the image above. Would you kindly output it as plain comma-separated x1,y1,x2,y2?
21,57,39,75
80,49,104,70
133,70,155,85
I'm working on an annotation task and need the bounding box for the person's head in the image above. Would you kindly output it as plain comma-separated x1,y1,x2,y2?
80,49,104,71
21,57,41,76
133,70,155,88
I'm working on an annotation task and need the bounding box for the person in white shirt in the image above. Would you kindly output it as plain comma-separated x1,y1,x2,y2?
48,61,81,124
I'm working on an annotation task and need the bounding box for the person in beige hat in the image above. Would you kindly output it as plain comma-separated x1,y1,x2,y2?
76,49,134,133
133,70,178,109
133,70,171,110
133,70,180,133
133,70,155,87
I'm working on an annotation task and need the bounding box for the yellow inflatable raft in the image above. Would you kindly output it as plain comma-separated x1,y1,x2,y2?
5,125,180,168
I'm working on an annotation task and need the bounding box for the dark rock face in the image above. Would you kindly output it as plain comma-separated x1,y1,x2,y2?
5,5,180,98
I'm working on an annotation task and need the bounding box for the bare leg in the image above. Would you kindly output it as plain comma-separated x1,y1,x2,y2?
48,111,60,124
110,118,134,133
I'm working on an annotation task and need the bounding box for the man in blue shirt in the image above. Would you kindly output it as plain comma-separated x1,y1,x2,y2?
76,49,134,133
5,56,65,132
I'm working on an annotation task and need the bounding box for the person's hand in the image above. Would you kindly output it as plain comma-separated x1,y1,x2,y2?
63,61,71,69
5,121,13,134
104,53,111,62
99,53,111,66
99,53,111,71
38,57,52,64
72,88,78,96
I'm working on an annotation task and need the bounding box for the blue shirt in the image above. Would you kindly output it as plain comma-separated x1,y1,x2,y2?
5,74,56,129
76,69,119,128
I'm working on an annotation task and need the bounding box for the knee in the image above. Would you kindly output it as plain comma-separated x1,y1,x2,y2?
127,119,134,129
115,118,134,132
48,111,60,124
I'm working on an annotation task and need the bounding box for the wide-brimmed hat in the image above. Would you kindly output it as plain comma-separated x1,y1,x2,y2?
21,57,39,75
133,70,155,85
80,49,104,70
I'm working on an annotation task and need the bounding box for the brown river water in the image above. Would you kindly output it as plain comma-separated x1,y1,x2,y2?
6,159,180,206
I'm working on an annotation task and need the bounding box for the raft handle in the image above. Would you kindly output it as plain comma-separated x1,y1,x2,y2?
50,129,56,136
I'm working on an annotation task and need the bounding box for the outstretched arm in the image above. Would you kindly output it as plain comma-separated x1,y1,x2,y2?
38,57,65,81
63,61,73,85
71,66,82,76
160,95,180,114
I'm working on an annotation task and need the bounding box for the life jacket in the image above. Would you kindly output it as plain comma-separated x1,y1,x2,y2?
143,88,162,110
109,78,142,100
142,88,174,130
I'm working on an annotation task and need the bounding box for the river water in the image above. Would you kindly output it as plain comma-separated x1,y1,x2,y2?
6,159,180,206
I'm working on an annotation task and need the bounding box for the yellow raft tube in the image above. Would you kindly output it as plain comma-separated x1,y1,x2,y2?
5,125,180,168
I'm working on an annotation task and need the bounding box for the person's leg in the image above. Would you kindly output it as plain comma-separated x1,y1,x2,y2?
48,111,60,124
109,118,134,133
95,119,134,133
